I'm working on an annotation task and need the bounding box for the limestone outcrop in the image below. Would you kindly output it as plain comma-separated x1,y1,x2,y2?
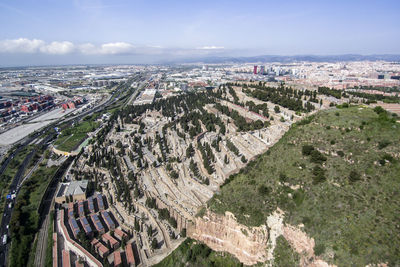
187,210,269,265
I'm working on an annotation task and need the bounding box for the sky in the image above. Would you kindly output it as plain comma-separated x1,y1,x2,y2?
0,0,399,66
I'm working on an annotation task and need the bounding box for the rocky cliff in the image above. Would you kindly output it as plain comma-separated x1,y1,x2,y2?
188,209,335,267
187,210,269,265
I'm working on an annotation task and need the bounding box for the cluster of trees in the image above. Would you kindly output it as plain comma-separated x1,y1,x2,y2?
214,103,267,131
228,85,240,104
242,84,316,112
346,91,400,104
197,141,215,175
226,139,240,156
246,101,269,117
189,158,209,185
353,85,400,93
155,131,169,162
145,197,178,228
186,143,194,158
318,86,342,99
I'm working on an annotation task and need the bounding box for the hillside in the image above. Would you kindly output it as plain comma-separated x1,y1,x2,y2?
204,106,400,266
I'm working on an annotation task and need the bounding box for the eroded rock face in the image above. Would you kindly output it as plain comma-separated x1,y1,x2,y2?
187,210,269,265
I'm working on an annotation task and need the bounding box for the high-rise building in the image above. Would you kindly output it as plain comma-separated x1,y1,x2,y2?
253,65,258,74
260,66,265,75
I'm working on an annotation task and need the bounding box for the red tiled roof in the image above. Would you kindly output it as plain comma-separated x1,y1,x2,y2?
125,243,135,265
59,210,103,267
114,251,122,266
114,228,127,239
102,233,119,247
62,250,71,267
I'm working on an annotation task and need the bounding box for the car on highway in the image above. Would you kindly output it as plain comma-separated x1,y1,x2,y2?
2,235,6,245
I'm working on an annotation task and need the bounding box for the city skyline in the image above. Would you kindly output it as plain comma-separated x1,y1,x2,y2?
0,0,399,66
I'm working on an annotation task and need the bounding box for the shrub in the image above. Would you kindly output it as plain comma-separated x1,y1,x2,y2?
293,189,305,206
382,153,394,162
312,166,326,183
310,150,327,164
258,185,270,196
302,145,315,156
349,170,361,182
315,243,326,256
279,173,288,182
337,150,344,157
373,106,386,115
378,140,390,149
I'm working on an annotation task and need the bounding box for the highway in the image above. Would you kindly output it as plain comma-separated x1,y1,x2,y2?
0,77,136,267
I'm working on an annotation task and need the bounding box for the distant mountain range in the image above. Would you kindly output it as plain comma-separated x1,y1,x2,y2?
179,54,400,64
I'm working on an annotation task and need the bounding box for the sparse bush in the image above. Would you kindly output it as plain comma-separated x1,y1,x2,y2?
310,150,327,164
302,145,315,156
258,185,270,196
312,165,326,183
373,106,386,115
279,173,288,182
378,140,390,149
349,170,361,182
315,243,326,256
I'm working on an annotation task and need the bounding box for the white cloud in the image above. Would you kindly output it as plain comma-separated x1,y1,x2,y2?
78,42,136,55
98,42,135,54
197,46,224,50
78,43,97,55
0,38,44,53
39,41,75,55
0,38,227,57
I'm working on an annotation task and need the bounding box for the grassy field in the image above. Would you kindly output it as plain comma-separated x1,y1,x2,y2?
154,238,244,267
54,120,99,152
207,106,400,266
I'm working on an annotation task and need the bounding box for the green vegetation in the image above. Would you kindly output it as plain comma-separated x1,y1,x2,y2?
45,210,55,267
272,235,300,266
154,238,243,267
9,164,58,267
208,106,400,266
347,91,400,103
318,86,342,99
54,120,99,152
241,83,316,112
0,144,36,224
